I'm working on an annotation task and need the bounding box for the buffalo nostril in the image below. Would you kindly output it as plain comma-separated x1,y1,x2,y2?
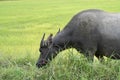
36,63,40,66
36,63,41,68
36,60,48,68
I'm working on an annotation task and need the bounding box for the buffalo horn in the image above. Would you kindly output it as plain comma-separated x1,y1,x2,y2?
41,33,45,46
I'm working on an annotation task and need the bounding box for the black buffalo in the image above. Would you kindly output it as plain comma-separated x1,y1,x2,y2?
36,9,120,68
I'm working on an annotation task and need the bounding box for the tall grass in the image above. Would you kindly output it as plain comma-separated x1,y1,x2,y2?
0,0,120,80
0,50,120,80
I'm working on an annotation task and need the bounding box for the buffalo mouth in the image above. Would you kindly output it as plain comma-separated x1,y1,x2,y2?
36,60,48,68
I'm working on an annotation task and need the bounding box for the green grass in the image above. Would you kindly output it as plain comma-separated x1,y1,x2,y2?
0,0,120,80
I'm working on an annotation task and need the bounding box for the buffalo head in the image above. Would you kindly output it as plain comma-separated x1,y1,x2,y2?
36,29,60,68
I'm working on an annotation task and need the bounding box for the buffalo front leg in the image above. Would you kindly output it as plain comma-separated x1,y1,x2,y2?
77,48,96,62
95,53,104,62
83,50,95,62
75,42,97,62
82,44,97,62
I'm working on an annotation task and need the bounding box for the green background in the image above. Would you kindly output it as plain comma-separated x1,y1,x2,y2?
0,0,120,80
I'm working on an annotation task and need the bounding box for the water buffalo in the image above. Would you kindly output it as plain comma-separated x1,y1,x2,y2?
36,9,120,68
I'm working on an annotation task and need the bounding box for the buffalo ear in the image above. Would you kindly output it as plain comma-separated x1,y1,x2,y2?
47,33,53,45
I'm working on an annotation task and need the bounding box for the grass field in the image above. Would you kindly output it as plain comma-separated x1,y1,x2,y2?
0,0,120,80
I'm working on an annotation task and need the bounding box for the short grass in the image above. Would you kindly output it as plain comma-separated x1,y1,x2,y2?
0,0,120,80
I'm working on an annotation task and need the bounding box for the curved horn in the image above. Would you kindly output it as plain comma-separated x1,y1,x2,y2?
40,33,45,46
47,33,53,43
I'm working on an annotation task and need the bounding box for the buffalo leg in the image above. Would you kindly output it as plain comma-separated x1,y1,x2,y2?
95,51,104,62
84,50,95,62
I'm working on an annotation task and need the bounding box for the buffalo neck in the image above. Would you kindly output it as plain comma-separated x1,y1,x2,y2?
52,28,73,50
